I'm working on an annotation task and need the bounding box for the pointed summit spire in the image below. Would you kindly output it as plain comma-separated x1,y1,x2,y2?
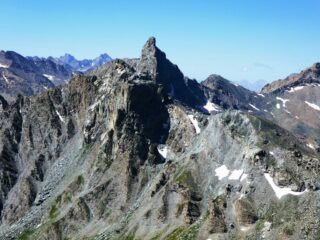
137,37,205,107
138,37,165,80
144,36,156,48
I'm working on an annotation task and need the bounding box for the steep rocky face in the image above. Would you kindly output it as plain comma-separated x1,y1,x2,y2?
0,38,320,240
137,37,207,108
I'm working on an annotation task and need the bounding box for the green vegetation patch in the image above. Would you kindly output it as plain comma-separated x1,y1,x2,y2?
166,223,200,240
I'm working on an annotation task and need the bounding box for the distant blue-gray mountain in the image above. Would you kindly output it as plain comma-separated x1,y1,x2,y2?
51,53,112,72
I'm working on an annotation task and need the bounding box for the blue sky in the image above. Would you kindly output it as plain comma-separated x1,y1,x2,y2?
0,0,320,85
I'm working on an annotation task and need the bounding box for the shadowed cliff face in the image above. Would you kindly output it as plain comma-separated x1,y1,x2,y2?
0,38,320,240
137,37,207,108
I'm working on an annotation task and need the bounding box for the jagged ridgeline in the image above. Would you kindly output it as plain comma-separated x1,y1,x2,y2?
0,38,320,240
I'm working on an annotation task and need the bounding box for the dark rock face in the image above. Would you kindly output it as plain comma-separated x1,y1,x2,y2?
137,37,206,108
0,38,320,240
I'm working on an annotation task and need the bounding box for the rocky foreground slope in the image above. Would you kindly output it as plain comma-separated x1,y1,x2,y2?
0,38,320,240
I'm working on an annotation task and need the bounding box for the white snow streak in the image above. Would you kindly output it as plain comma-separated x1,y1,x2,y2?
287,86,304,93
0,63,9,68
89,100,101,111
249,104,260,111
55,110,65,123
43,74,55,81
276,103,281,109
305,101,320,111
257,93,265,97
188,115,201,134
264,173,306,199
307,143,315,150
2,72,9,83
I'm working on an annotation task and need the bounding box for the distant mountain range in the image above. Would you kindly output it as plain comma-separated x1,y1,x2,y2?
0,51,112,101
39,53,112,73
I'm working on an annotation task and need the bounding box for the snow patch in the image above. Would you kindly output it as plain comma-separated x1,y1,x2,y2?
157,145,168,158
55,110,65,123
188,115,201,134
215,165,230,180
276,103,281,109
0,63,9,68
287,86,304,93
257,93,265,97
249,104,260,111
229,169,244,180
305,101,320,111
203,101,220,112
307,143,315,150
276,97,289,107
264,173,306,199
43,74,55,81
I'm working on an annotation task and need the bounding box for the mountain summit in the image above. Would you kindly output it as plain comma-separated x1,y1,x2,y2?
0,38,320,240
